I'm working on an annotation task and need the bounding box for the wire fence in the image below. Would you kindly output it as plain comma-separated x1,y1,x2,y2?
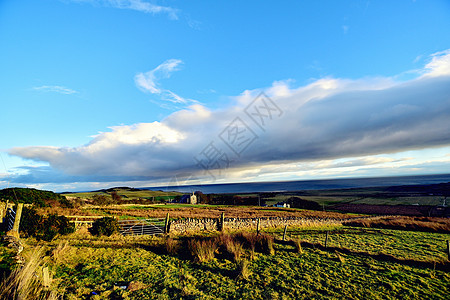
5,207,16,231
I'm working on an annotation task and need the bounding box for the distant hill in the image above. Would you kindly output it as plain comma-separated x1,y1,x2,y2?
0,187,66,207
92,187,145,193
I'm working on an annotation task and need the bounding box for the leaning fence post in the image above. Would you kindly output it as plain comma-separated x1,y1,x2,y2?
257,218,261,235
7,203,23,238
164,213,170,234
325,231,329,248
283,225,288,241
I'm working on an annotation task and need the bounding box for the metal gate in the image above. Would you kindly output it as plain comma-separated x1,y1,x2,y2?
5,207,16,231
118,218,165,236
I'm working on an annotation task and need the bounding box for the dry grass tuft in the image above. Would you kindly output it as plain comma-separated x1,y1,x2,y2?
52,241,71,265
0,247,57,300
165,238,180,255
127,281,147,292
235,231,258,259
188,238,218,263
256,234,275,255
235,259,251,280
218,234,244,262
336,252,346,264
293,238,303,254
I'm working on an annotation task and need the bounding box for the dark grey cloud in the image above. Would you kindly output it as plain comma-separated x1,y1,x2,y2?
8,52,450,185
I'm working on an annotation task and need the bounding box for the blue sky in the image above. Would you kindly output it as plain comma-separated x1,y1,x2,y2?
1,0,450,192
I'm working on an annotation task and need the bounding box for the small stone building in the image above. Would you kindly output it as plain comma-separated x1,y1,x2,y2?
189,192,197,204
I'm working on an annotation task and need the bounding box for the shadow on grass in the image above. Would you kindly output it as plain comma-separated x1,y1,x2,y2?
275,238,450,272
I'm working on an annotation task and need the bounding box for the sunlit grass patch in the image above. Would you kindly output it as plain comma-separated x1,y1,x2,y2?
188,238,218,263
8,222,449,299
0,247,57,300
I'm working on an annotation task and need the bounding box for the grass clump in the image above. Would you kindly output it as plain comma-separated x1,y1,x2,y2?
165,237,180,255
336,252,346,264
235,259,251,280
188,238,218,263
51,241,71,265
293,238,303,254
256,234,275,255
0,247,57,300
218,233,244,262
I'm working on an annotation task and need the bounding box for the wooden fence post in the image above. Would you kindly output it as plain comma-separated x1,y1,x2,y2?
7,203,23,238
325,231,329,248
257,218,260,235
164,213,170,234
283,225,288,241
42,266,50,288
220,212,225,231
0,200,9,224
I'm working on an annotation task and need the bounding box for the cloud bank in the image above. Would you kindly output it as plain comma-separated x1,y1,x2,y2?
8,50,450,186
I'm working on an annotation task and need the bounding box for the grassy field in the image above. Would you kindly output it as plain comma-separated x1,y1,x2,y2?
77,204,357,220
60,183,448,208
2,224,447,299
261,184,448,207
273,226,450,263
62,188,183,202
264,193,444,207
2,184,449,299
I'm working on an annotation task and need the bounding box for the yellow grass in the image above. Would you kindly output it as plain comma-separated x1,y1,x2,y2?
0,247,57,300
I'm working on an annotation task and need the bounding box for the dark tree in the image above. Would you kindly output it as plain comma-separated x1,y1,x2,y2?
287,197,321,210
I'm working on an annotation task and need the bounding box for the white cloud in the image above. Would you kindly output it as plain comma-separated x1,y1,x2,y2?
422,49,450,77
32,85,78,95
135,59,183,94
8,50,450,187
70,0,178,19
135,59,198,106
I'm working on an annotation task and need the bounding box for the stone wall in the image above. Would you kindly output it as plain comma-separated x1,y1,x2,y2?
169,216,343,234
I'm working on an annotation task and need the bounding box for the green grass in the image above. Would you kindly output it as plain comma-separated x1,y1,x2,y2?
62,189,182,201
16,225,448,299
47,239,449,299
261,188,445,207
275,226,450,263
0,244,16,279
